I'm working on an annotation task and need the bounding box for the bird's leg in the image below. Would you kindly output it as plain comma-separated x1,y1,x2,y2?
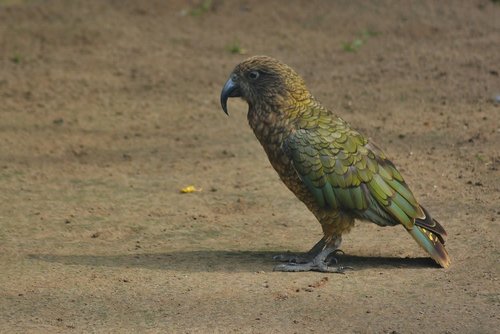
273,236,351,273
273,237,326,264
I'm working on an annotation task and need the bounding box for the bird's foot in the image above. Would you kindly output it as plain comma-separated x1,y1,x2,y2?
273,248,352,273
272,237,328,264
273,251,311,264
273,261,350,273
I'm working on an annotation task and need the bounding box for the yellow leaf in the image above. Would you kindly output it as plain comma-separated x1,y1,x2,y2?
180,185,201,193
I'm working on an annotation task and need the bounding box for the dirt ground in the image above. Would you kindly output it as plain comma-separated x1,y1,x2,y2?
0,0,499,332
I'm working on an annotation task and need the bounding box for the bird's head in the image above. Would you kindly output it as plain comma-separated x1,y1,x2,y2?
220,56,309,115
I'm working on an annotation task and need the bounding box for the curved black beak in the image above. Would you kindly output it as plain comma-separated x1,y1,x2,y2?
220,75,241,115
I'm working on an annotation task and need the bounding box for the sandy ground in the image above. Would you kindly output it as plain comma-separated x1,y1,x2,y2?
0,0,499,333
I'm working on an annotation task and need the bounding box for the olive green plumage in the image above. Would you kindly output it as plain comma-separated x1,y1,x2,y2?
220,56,450,269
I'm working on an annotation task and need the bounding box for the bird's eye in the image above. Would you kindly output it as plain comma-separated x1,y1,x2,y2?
248,71,260,80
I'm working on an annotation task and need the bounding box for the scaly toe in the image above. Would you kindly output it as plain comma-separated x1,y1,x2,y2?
273,262,313,272
273,262,351,273
315,263,353,274
273,252,311,264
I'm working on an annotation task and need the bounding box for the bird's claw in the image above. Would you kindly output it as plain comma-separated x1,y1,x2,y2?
273,262,352,273
273,247,352,273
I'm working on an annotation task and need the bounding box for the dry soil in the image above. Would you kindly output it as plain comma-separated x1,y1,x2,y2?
0,0,499,333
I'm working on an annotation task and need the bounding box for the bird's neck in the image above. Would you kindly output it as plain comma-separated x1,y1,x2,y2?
247,102,291,143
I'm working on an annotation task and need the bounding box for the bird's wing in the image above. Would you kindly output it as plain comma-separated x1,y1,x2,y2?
284,124,424,229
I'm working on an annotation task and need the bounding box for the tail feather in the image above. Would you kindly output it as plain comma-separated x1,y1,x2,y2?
407,206,450,268
415,206,447,243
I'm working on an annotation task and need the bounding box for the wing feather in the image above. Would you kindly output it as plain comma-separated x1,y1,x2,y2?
285,126,421,228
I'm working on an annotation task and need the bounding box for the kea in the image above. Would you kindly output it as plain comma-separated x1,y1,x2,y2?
220,56,450,272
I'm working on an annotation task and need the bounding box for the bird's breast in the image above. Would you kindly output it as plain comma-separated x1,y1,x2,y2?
247,109,299,180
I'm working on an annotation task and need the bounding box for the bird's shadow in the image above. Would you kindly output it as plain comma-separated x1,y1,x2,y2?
29,250,438,272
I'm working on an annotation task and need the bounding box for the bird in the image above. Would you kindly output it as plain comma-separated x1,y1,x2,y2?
220,56,450,272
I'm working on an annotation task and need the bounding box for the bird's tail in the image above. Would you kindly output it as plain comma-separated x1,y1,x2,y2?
406,206,450,268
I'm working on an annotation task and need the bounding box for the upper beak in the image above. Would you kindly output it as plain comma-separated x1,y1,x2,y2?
220,75,241,115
